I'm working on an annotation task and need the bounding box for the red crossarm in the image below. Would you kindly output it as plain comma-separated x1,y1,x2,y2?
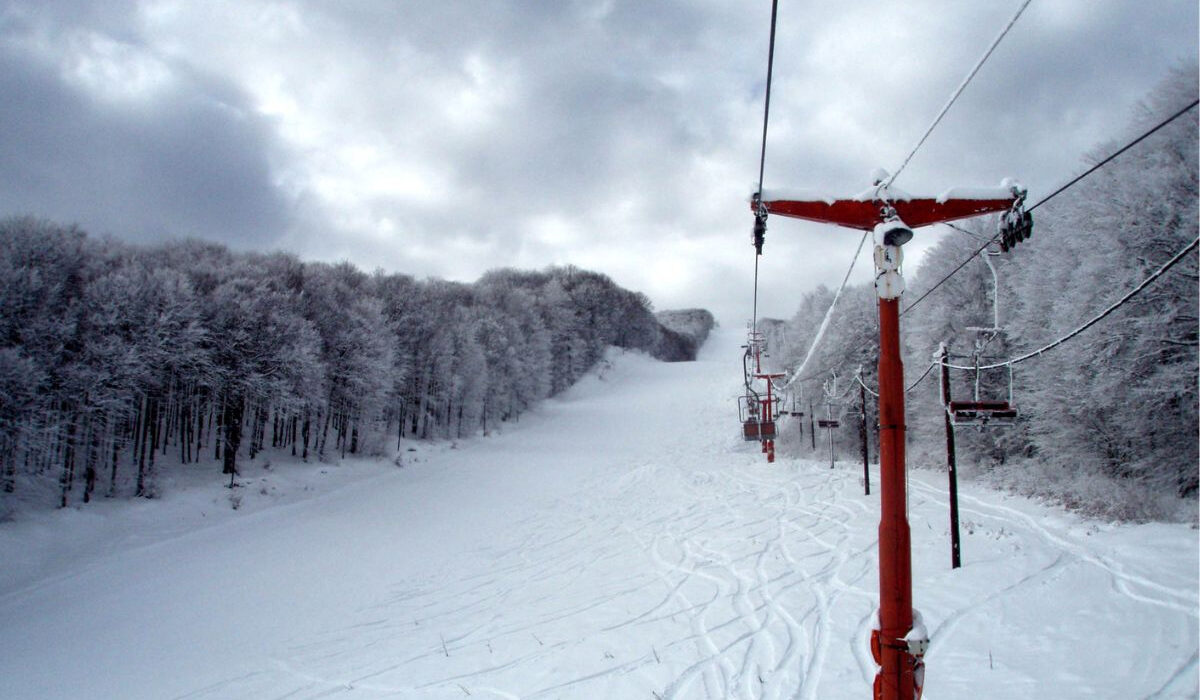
755,197,1016,230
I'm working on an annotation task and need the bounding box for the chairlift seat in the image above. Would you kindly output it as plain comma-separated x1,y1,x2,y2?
743,420,777,441
948,400,1017,425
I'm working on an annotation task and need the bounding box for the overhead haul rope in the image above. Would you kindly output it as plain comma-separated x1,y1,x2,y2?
939,235,1198,372
901,98,1200,317
885,0,1033,189
750,0,780,334
856,373,879,398
836,358,935,399
899,235,1197,390
785,1,1033,389
852,235,1198,397
1027,98,1200,216
790,358,935,398
904,361,937,394
784,230,872,388
743,343,763,409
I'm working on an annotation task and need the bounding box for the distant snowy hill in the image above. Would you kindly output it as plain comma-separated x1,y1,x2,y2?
655,308,716,361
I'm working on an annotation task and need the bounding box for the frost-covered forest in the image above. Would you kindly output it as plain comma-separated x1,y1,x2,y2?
0,228,712,510
767,67,1198,521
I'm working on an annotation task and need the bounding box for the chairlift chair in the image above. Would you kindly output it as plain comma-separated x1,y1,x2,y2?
738,394,778,441
738,326,785,461
946,350,1019,426
947,343,1019,427
947,250,1020,427
948,400,1017,426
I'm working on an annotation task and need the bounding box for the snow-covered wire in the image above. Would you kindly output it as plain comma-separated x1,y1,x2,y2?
826,372,859,404
752,255,761,332
750,0,780,335
1028,98,1199,214
885,0,1033,189
754,0,779,197
900,229,994,317
901,98,1200,317
854,372,879,398
784,229,872,388
944,236,1199,372
905,361,937,394
859,362,940,401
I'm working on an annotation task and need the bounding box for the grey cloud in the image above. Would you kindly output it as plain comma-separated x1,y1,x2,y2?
0,10,295,247
0,0,1195,327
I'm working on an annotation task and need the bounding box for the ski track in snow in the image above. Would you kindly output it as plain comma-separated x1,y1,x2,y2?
0,329,1196,699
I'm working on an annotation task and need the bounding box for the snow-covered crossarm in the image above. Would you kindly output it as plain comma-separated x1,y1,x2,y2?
752,181,1024,230
752,194,1018,231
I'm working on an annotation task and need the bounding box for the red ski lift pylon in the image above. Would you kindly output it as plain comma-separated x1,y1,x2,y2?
754,177,1025,700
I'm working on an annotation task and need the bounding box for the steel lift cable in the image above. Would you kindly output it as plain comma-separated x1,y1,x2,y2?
902,98,1200,317
1029,98,1199,215
845,355,937,400
885,0,1034,189
942,235,1199,372
904,361,937,394
782,229,872,389
750,0,780,334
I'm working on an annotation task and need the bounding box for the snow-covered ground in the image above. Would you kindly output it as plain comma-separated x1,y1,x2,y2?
0,329,1195,699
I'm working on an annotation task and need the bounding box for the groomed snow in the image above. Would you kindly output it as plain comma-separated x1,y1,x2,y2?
0,329,1196,699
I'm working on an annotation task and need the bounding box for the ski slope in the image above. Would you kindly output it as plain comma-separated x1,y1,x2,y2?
0,329,1196,699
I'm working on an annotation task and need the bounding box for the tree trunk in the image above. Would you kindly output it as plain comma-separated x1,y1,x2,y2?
257,407,268,455
301,408,311,461
145,395,160,497
83,414,98,504
195,395,206,460
59,414,77,508
161,391,174,456
221,394,243,483
136,395,151,497
180,397,190,465
108,414,121,497
1,433,14,494
318,400,332,458
214,395,223,462
248,405,260,460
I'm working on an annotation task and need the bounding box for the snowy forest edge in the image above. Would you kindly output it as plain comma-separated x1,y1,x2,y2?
0,227,715,514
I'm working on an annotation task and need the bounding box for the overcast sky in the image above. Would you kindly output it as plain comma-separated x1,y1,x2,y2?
1,1,1196,325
